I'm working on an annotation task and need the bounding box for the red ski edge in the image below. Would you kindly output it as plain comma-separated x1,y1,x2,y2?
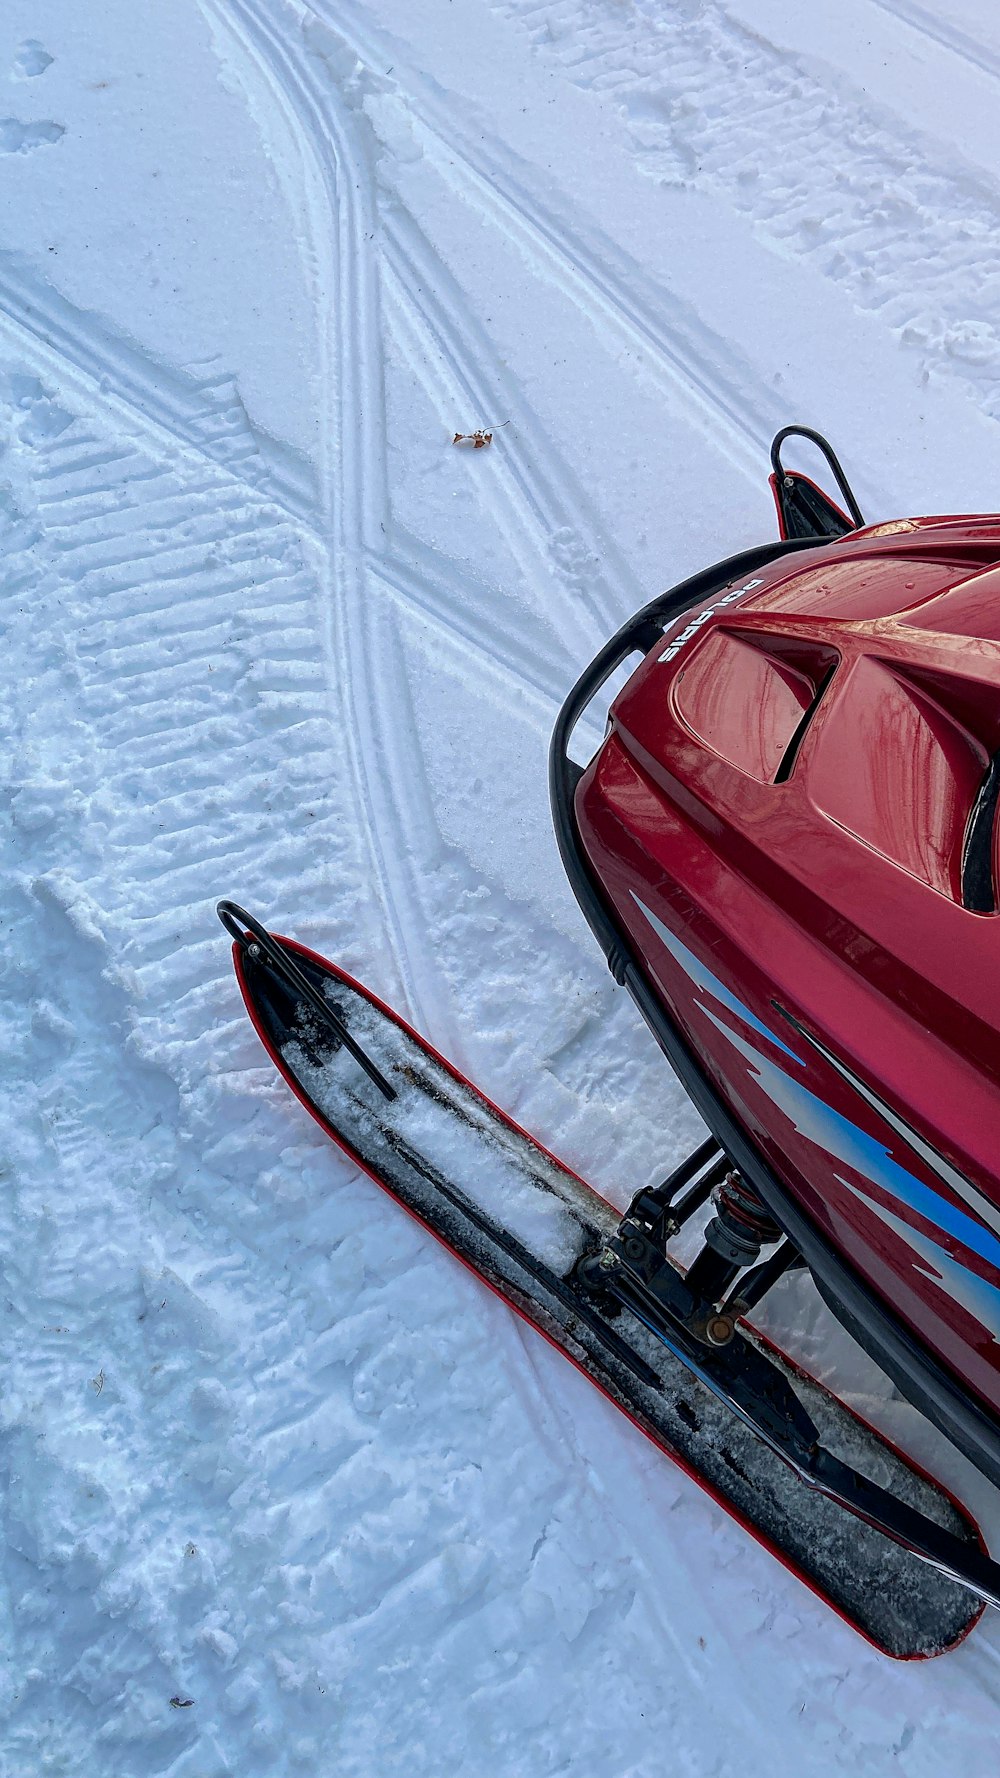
231,935,986,1660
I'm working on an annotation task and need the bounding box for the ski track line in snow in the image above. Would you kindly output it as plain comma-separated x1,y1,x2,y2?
871,0,1000,84
0,217,557,813
208,0,466,1036
221,0,585,1037
209,0,651,1048
402,120,767,477
328,0,785,480
380,215,640,641
377,534,569,709
491,0,1000,421
368,536,568,716
0,251,317,525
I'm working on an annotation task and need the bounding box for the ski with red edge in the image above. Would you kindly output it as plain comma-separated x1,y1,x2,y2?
220,906,988,1659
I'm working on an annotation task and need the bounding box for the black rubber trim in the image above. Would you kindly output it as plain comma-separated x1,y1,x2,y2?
962,752,1000,914
773,663,838,784
549,540,1000,1494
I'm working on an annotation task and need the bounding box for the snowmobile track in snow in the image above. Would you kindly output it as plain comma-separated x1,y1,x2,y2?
0,252,316,522
493,0,1000,419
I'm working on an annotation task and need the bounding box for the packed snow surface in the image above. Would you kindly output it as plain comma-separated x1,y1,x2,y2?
5,0,1000,1770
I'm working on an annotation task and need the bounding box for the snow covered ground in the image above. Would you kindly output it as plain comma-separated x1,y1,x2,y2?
5,0,1000,1769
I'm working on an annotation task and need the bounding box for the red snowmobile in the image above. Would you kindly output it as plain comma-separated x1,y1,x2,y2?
219,428,1000,1656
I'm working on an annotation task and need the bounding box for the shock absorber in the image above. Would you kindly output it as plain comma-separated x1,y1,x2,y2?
684,1170,783,1315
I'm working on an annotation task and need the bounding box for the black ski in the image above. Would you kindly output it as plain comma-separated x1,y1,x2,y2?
220,905,990,1658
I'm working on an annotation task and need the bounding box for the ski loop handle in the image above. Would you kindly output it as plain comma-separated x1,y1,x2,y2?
770,424,866,530
216,902,397,1100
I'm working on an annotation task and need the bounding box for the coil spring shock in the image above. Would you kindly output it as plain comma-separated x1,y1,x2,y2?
684,1170,782,1312
712,1172,783,1263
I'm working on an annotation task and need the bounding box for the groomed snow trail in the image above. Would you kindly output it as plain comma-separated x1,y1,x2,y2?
4,0,1000,1772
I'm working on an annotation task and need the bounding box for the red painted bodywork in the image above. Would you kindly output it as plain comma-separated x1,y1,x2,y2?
576,516,1000,1421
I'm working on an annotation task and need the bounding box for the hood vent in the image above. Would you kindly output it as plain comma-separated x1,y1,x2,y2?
962,756,1000,912
808,658,1000,905
671,628,838,784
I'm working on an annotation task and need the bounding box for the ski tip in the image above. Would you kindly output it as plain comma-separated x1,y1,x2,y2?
218,900,399,1103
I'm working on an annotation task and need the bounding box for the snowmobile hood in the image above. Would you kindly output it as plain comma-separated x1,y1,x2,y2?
574,515,1000,1424
611,515,1000,942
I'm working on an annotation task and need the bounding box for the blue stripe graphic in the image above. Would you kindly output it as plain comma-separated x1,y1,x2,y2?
628,889,1000,1339
630,894,803,1065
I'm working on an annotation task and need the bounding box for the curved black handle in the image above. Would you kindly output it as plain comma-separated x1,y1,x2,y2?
770,425,865,531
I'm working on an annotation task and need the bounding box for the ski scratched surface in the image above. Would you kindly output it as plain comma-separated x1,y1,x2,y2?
233,934,986,1658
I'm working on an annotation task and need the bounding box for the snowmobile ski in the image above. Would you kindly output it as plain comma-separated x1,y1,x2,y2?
218,901,992,1659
